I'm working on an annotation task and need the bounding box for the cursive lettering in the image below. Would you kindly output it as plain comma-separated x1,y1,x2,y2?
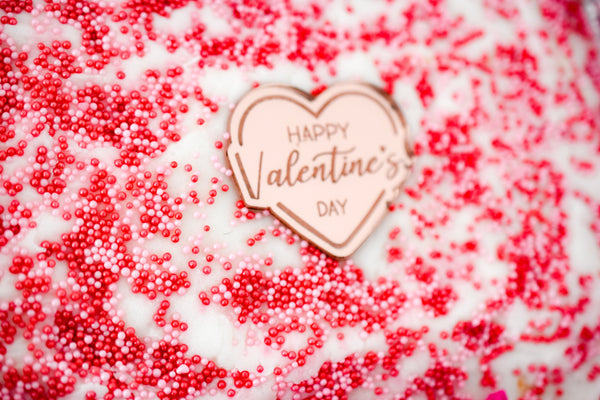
265,146,400,187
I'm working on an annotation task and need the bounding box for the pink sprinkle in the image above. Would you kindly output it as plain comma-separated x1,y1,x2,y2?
486,390,508,400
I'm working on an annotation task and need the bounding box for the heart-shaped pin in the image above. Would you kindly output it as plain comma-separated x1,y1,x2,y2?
227,83,412,258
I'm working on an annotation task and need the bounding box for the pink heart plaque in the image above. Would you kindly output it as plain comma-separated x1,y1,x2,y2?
227,83,413,258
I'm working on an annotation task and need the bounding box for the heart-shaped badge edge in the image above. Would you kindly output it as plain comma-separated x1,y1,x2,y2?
226,82,413,259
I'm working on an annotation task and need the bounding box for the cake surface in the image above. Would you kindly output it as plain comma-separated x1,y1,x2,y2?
1,0,600,399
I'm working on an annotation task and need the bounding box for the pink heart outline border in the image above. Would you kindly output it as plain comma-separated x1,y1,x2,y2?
226,82,413,258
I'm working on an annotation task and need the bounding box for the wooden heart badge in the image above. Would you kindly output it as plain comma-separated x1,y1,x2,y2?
227,83,412,258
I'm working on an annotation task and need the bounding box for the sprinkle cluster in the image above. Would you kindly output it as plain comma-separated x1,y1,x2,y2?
0,0,599,399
